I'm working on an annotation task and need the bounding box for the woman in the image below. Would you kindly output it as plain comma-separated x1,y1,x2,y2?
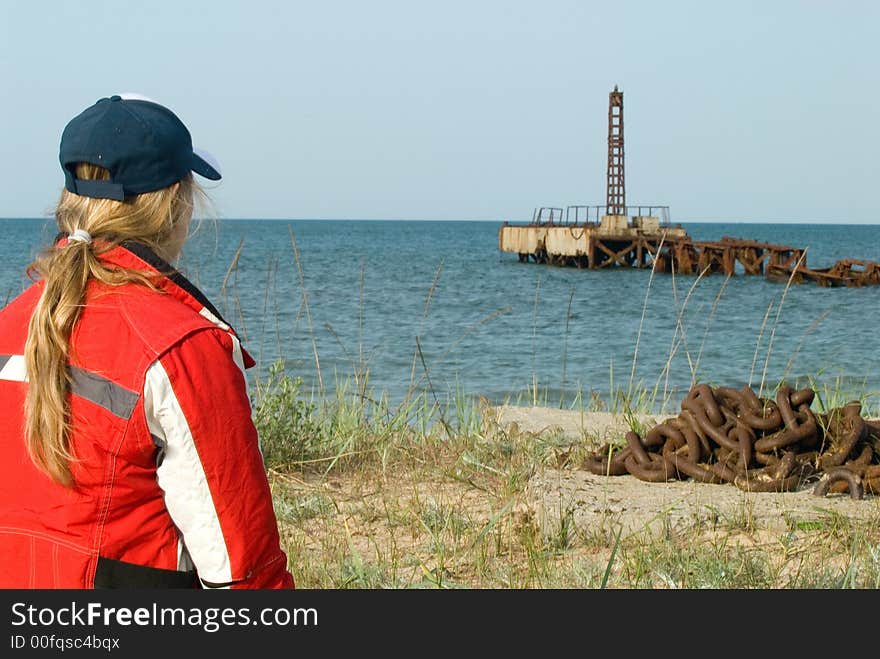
0,94,295,589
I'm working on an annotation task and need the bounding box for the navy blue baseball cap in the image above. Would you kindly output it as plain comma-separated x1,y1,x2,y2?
59,93,221,200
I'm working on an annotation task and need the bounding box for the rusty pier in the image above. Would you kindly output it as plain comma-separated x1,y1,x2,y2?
500,86,880,288
500,218,880,287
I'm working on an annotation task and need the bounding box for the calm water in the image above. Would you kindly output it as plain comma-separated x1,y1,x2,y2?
2,218,879,413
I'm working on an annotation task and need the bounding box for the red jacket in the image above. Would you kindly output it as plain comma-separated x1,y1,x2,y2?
0,241,295,589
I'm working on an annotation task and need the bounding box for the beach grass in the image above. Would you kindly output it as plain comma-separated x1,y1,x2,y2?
255,365,880,588
251,343,880,589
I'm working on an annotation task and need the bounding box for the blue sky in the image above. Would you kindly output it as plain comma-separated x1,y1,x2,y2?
1,0,878,223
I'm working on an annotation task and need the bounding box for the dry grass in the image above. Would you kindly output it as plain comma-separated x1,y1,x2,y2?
267,401,880,589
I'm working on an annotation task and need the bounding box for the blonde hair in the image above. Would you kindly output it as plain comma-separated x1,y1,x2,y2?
24,162,204,486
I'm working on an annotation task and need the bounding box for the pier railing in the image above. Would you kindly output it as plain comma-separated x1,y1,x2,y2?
528,205,671,226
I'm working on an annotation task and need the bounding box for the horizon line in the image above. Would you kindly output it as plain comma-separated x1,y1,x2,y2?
1,216,878,226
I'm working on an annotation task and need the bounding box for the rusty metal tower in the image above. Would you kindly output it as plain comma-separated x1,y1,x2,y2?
605,85,625,216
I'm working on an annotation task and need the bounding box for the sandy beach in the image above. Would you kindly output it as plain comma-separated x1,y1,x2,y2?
487,405,880,538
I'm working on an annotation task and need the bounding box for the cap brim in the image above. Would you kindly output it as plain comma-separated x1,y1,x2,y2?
191,146,222,180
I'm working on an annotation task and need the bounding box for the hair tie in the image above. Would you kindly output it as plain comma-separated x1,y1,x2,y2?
68,229,92,245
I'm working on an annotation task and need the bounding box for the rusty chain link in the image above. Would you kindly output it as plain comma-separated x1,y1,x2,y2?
583,383,880,499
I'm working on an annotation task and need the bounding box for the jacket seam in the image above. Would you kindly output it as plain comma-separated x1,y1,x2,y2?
90,423,133,584
29,537,35,588
0,527,95,554
53,544,59,588
249,552,288,576
136,325,233,455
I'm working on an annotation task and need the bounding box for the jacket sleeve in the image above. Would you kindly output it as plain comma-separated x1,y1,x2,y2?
142,327,295,589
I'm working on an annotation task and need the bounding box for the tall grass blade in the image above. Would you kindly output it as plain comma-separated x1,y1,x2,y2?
601,526,623,589
561,286,575,405
288,226,324,396
758,248,808,397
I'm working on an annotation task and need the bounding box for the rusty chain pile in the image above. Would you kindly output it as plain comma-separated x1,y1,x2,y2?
583,383,880,499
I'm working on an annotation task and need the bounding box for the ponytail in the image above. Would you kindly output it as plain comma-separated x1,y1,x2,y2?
23,239,94,486
23,163,203,486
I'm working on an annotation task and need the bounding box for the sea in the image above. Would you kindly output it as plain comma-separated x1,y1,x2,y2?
2,218,879,414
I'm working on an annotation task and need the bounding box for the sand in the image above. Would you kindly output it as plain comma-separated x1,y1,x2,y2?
488,405,880,538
